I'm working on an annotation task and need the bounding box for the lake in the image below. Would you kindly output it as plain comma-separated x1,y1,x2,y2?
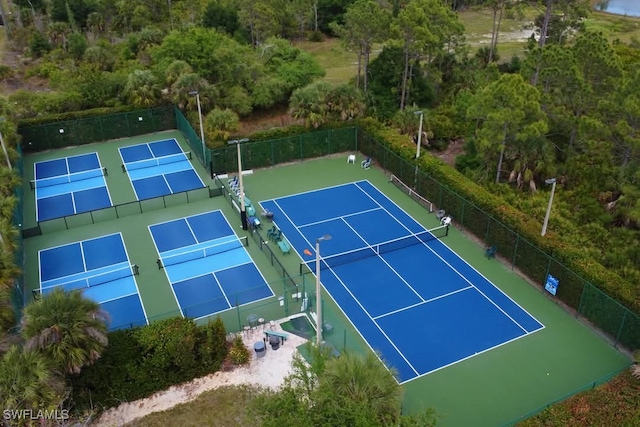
594,0,640,17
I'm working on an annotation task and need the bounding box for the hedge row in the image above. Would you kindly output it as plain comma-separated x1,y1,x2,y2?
70,317,228,411
355,118,638,315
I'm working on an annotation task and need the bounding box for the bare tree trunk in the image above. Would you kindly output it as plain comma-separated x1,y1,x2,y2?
356,48,362,89
363,46,370,93
532,0,554,86
488,5,499,63
400,43,410,110
496,123,508,183
314,2,318,31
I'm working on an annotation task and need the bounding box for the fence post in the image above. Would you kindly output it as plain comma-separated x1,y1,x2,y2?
576,282,588,318
614,310,628,347
511,235,519,270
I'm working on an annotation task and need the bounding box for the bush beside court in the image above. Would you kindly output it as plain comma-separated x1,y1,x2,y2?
70,316,229,412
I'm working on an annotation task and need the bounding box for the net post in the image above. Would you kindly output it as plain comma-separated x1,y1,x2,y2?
133,264,139,275
32,289,40,300
103,167,109,177
156,259,163,269
121,164,126,173
29,180,36,191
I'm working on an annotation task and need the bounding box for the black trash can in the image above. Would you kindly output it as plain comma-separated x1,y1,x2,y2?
269,335,280,350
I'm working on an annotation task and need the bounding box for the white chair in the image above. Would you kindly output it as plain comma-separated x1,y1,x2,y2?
347,154,356,164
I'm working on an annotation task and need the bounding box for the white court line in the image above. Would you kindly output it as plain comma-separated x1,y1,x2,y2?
373,286,473,320
353,181,536,334
96,153,114,207
297,207,383,228
147,223,184,318
119,231,149,327
168,260,253,284
79,241,87,272
271,198,420,378
340,217,425,303
117,146,141,200
399,331,538,385
210,273,232,308
97,291,138,305
183,216,199,243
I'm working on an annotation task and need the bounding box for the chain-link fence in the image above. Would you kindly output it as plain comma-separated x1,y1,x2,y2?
207,127,357,174
357,129,640,352
12,143,24,317
19,106,176,153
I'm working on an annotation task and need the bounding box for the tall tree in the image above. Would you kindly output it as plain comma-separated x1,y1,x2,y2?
394,0,463,109
123,69,161,108
330,0,391,92
467,73,548,184
20,288,108,374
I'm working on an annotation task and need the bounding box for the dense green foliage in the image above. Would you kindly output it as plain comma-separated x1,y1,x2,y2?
71,317,228,410
252,344,437,427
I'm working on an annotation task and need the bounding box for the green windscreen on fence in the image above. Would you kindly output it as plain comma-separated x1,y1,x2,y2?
19,106,176,153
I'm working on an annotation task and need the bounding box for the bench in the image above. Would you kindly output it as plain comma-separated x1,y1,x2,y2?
277,239,290,254
264,329,289,340
310,311,334,334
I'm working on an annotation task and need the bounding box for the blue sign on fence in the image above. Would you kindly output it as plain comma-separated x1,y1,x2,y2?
544,274,559,296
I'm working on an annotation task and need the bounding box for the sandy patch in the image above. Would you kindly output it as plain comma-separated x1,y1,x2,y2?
92,321,308,427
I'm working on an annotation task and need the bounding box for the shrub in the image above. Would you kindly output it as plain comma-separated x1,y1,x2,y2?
71,317,229,412
228,336,250,365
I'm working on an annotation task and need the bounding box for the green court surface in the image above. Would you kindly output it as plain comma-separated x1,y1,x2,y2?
22,136,631,427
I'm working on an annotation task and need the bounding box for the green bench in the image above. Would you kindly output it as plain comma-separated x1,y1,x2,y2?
264,329,289,340
277,239,291,254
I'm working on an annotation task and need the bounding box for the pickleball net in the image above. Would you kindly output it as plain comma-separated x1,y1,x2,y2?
121,151,192,172
302,225,449,272
30,167,108,190
157,236,249,269
34,263,139,299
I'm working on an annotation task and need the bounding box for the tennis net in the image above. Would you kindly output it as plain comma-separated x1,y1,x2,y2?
36,264,139,297
122,152,192,172
157,236,248,269
30,167,108,190
390,174,433,212
308,226,449,271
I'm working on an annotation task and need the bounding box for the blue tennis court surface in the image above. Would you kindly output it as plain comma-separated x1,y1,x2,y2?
261,180,544,383
149,210,274,319
33,152,112,221
119,139,205,200
38,233,147,330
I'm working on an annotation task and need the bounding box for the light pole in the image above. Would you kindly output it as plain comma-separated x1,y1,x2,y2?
188,90,206,163
413,111,423,188
315,234,331,346
0,118,11,171
414,110,423,159
541,178,557,236
228,138,250,230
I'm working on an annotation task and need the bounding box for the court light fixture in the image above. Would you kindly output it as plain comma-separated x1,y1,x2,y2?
188,90,206,162
413,110,423,159
541,178,557,236
228,138,251,230
315,234,332,346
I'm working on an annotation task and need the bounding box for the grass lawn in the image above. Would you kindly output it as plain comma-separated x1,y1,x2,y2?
295,38,358,85
128,385,261,427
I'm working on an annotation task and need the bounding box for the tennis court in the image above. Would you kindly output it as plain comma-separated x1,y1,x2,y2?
38,233,147,330
32,152,111,221
149,210,274,320
119,138,205,200
261,180,544,383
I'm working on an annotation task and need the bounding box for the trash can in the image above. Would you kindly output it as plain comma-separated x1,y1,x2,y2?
269,335,280,350
254,341,266,358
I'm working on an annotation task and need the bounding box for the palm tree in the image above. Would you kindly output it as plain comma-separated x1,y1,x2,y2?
316,351,403,425
123,69,161,108
0,345,66,412
20,288,109,374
